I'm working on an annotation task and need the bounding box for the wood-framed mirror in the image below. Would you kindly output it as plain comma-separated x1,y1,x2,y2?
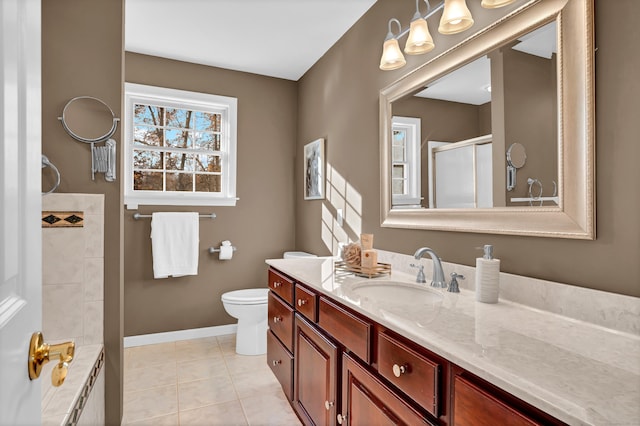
380,0,594,239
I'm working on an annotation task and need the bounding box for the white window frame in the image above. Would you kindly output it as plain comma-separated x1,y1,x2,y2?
391,116,422,207
124,83,237,209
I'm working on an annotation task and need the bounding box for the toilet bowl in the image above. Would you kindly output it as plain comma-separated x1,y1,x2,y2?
221,288,269,356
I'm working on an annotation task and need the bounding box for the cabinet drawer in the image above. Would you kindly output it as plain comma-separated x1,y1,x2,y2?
318,297,371,363
268,268,294,305
295,284,317,322
267,330,293,401
378,332,440,418
453,375,540,426
268,291,294,352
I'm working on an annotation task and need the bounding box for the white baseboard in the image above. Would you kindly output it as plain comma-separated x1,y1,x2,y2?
123,324,237,348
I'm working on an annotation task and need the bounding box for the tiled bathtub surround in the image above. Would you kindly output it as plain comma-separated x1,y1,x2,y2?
41,194,105,425
377,250,640,336
42,193,104,345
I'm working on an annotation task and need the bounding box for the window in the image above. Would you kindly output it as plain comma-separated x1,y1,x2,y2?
124,83,237,208
391,116,421,207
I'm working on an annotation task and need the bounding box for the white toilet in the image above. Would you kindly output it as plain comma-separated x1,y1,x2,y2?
221,288,269,355
221,251,316,356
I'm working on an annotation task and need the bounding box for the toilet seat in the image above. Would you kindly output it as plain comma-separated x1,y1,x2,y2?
221,288,269,305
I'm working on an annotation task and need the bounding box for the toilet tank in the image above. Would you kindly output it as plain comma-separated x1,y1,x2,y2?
283,251,317,259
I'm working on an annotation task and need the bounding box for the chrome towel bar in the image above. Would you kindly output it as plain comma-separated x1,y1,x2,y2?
133,212,217,220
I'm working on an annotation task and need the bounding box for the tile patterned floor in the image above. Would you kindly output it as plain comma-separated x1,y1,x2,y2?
122,334,301,425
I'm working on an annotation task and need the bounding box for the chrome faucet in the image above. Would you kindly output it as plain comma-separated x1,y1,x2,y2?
413,247,447,288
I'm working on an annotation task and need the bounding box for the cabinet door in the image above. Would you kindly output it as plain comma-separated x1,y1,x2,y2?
453,375,541,426
295,314,339,426
341,353,433,426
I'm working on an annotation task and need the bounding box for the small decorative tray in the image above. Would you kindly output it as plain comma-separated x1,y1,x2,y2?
334,261,392,279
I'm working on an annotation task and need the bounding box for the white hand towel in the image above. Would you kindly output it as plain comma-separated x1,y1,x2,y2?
151,212,199,279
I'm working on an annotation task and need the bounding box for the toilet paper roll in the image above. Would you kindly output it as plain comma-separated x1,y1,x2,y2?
475,258,500,303
219,241,233,260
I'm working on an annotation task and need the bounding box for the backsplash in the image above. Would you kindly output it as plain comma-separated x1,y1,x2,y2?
377,250,640,336
42,193,104,346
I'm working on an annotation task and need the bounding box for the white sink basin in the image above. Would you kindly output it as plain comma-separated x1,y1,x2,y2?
349,280,444,306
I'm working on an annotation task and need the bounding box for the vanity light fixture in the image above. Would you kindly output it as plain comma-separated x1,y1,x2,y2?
481,0,516,9
380,18,407,71
380,0,518,71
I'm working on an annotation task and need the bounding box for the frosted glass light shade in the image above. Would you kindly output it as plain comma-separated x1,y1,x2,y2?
405,18,435,55
438,0,474,35
481,0,516,8
380,38,407,70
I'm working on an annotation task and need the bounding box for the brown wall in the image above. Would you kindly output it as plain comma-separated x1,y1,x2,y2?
42,1,124,424
503,48,557,205
123,53,298,336
296,0,640,297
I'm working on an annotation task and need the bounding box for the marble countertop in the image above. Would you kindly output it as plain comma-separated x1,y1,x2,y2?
266,257,640,426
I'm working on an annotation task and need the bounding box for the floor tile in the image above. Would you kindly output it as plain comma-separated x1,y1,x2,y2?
122,335,300,426
240,391,300,426
178,375,237,411
122,384,178,423
177,356,229,383
179,400,248,425
124,362,177,392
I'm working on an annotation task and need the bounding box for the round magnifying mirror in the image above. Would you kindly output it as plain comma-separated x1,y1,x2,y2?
506,142,527,168
59,96,118,144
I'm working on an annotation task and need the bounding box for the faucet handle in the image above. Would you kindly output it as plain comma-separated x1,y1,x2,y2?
448,272,465,293
410,263,426,284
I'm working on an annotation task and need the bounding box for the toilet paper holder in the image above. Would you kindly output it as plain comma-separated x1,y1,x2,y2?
209,246,237,254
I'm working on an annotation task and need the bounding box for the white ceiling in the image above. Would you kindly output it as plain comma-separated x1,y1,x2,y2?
416,20,557,105
125,0,377,81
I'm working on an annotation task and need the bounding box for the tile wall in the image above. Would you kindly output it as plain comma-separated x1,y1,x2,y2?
42,193,104,345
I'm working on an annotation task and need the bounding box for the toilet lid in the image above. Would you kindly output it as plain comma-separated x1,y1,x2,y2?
221,288,269,304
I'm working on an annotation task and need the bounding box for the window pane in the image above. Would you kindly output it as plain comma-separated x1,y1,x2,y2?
134,104,164,126
195,154,221,172
393,130,406,146
392,165,405,179
392,179,405,195
166,129,193,148
166,108,193,129
166,173,193,192
134,150,163,170
392,146,405,163
166,152,194,171
194,111,221,132
134,126,163,147
195,174,221,193
134,171,163,191
194,132,220,151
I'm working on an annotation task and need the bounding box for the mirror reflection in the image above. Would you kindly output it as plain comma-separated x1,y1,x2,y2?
391,20,558,209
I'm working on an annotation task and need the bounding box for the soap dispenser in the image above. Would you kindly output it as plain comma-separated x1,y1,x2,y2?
475,245,500,304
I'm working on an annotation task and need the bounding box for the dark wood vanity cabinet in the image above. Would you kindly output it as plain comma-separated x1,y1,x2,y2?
342,352,434,426
294,314,339,426
267,267,565,426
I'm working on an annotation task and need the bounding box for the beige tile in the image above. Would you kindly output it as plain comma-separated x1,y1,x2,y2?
176,338,224,363
42,284,83,341
125,342,177,371
123,384,178,423
218,335,237,356
179,400,248,426
83,300,103,344
122,412,179,425
223,353,270,376
42,228,85,284
178,375,237,411
231,368,282,399
84,258,103,302
124,362,177,393
83,214,104,258
240,392,301,426
177,356,228,383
